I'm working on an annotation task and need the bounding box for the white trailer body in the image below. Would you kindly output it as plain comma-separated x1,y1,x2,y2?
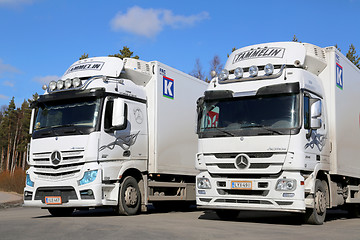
24,57,207,216
319,50,360,178
196,42,360,224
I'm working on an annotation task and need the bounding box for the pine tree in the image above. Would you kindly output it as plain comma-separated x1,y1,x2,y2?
227,47,237,58
79,53,89,60
346,44,360,69
109,46,139,59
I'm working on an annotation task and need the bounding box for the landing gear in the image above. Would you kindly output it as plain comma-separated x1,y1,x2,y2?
115,176,141,216
304,179,327,225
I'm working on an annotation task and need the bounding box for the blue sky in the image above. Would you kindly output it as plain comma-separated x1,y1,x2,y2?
0,0,359,107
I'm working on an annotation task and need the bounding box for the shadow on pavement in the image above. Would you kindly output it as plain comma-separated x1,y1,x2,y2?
198,209,351,225
33,204,201,218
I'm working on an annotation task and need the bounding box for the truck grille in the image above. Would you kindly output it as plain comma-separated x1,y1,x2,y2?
204,152,286,175
32,150,85,180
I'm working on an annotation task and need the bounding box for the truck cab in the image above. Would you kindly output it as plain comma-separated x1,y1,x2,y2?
195,42,335,224
24,56,207,216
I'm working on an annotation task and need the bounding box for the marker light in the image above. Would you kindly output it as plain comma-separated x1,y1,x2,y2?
49,81,57,91
264,63,274,75
73,77,81,87
249,65,259,77
234,67,244,79
42,84,47,90
79,170,98,185
218,69,229,81
56,80,64,90
64,79,72,89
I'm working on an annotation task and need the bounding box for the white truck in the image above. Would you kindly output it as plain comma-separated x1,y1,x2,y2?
24,56,207,216
196,41,360,224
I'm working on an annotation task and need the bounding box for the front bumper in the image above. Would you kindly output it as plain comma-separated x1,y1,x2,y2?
23,167,118,208
196,171,306,213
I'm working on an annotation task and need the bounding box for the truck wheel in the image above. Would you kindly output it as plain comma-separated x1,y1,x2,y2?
48,208,74,217
215,209,240,220
304,179,327,225
116,176,141,215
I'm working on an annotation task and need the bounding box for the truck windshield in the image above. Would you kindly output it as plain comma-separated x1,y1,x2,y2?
199,93,300,137
34,98,101,133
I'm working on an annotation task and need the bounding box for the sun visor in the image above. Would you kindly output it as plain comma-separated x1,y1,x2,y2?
61,57,124,79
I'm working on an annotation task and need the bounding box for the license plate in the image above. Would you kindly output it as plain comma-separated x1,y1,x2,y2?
45,196,62,205
231,181,252,189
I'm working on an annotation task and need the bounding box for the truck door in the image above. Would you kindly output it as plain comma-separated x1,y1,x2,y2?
303,93,328,168
98,97,148,164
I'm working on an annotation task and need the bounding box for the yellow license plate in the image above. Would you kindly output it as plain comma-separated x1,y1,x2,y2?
231,181,252,189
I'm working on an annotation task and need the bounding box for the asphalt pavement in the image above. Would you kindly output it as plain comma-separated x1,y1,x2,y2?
0,191,23,208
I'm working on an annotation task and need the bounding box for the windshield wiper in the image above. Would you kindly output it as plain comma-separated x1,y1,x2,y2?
211,128,235,137
260,126,283,135
240,124,283,135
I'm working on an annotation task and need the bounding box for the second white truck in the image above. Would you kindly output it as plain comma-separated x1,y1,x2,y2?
24,56,207,216
196,41,360,224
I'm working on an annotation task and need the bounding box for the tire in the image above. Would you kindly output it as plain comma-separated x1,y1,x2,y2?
304,179,327,225
215,209,240,220
48,208,74,217
116,176,141,216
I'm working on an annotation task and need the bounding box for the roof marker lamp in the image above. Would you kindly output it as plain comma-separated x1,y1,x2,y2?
73,77,81,88
264,63,274,76
249,65,259,77
64,79,72,89
49,81,57,91
218,69,229,81
42,84,47,90
56,80,64,90
234,67,244,79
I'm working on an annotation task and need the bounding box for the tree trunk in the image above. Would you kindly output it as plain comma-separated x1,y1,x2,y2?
22,151,26,170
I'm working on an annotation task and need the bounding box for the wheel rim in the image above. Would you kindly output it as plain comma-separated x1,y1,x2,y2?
315,189,326,214
124,186,138,207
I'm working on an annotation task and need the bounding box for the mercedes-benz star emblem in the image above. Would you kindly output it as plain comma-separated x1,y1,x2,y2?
50,151,62,165
235,154,250,169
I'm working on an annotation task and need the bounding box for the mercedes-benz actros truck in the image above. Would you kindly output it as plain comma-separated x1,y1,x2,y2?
24,56,207,216
196,42,360,224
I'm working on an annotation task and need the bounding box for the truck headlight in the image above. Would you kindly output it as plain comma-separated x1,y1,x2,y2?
79,170,98,185
275,179,296,191
197,177,211,189
26,174,34,187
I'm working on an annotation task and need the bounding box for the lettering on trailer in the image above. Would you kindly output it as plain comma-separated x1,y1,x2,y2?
335,54,343,90
163,76,174,99
232,47,285,64
65,61,105,75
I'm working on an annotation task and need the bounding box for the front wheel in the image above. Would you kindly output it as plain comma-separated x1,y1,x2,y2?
116,176,141,216
304,179,327,225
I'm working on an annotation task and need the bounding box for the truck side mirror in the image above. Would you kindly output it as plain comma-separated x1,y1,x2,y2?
310,99,322,129
112,98,127,130
29,108,35,135
196,97,204,133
